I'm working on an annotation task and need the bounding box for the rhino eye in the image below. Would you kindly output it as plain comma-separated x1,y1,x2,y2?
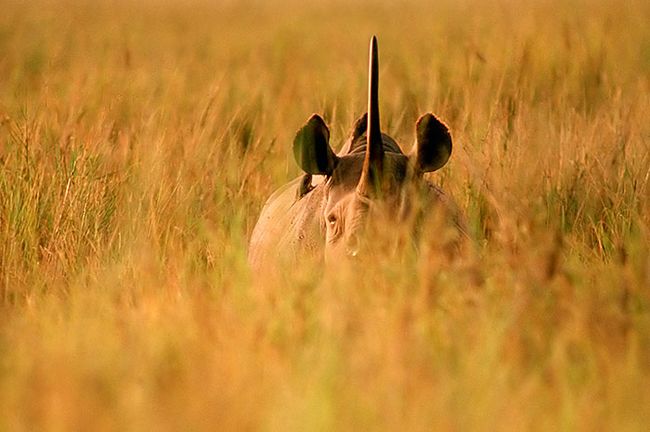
327,214,337,226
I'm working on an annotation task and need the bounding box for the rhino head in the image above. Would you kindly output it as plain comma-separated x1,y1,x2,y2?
292,36,453,262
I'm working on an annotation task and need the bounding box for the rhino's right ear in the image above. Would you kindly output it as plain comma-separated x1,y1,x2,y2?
293,114,339,175
411,113,452,174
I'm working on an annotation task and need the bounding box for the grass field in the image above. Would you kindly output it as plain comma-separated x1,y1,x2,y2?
1,0,649,430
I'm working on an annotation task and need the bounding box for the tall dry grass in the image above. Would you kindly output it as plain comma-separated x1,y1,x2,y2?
0,0,649,430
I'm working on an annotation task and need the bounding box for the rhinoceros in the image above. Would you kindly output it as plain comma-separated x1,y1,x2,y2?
249,36,465,272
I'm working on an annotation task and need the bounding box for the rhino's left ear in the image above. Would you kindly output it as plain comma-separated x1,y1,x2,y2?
293,114,339,175
410,113,452,174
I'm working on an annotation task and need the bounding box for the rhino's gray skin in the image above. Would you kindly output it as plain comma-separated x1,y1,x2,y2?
248,36,464,273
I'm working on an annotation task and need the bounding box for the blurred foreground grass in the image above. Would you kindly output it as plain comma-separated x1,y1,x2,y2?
0,0,649,430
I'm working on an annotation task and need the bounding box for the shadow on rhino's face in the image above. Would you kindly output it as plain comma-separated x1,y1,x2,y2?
321,152,411,263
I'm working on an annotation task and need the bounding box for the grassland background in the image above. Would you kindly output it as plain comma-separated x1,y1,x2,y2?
0,0,649,430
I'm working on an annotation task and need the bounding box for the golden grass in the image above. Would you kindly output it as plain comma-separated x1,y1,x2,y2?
0,0,649,430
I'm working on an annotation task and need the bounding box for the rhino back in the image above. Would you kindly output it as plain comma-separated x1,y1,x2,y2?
248,177,325,272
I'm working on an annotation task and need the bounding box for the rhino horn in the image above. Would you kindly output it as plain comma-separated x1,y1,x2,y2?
357,35,384,196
